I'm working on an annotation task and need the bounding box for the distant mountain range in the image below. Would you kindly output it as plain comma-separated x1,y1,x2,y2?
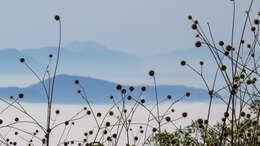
0,74,220,104
0,41,142,76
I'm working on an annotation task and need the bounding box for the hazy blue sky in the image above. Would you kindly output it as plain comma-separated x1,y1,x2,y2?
0,0,259,56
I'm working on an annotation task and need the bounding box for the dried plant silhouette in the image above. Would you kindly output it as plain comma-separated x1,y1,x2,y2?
0,0,259,146
0,16,189,146
150,0,260,145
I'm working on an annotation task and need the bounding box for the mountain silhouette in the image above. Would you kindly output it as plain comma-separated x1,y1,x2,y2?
0,74,218,104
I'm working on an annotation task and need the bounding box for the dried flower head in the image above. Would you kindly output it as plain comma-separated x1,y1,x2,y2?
180,60,186,66
116,84,122,90
18,93,24,98
187,15,192,20
141,86,146,92
195,41,202,48
149,70,155,76
129,86,135,91
224,112,229,117
167,95,172,99
220,65,227,71
20,58,25,63
74,80,79,84
165,116,171,122
199,61,204,65
192,24,197,30
54,15,60,21
219,41,224,46
182,112,188,117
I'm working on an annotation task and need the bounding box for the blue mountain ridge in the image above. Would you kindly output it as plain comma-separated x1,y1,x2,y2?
0,74,222,104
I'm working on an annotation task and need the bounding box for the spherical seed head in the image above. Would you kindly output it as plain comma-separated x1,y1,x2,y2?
20,58,25,63
195,34,199,38
224,112,229,117
149,70,155,76
199,61,204,65
152,127,157,132
194,20,198,24
241,40,245,44
220,65,227,71
109,111,114,116
97,112,102,117
116,84,122,90
182,112,188,117
140,99,145,104
77,90,81,94
165,116,171,122
251,26,256,31
86,110,91,115
0,119,3,124
9,96,13,99
171,108,175,112
74,80,79,84
246,114,251,118
208,90,213,96
103,130,107,134
54,15,60,21
247,44,251,48
180,60,186,66
89,130,93,135
42,138,46,144
107,136,112,141
197,118,203,124
18,93,24,98
219,41,224,46
64,121,69,125
240,111,245,117
49,54,53,58
226,45,232,51
55,110,60,114
112,133,117,138
254,19,259,25
192,24,197,30
195,41,202,48
14,117,19,122
185,92,190,97
246,80,252,85
129,86,135,91
127,95,132,100
204,120,208,124
224,51,229,56
121,89,126,94
109,96,113,99
106,122,110,127
141,86,146,92
167,95,172,99
187,15,192,20
134,136,138,141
